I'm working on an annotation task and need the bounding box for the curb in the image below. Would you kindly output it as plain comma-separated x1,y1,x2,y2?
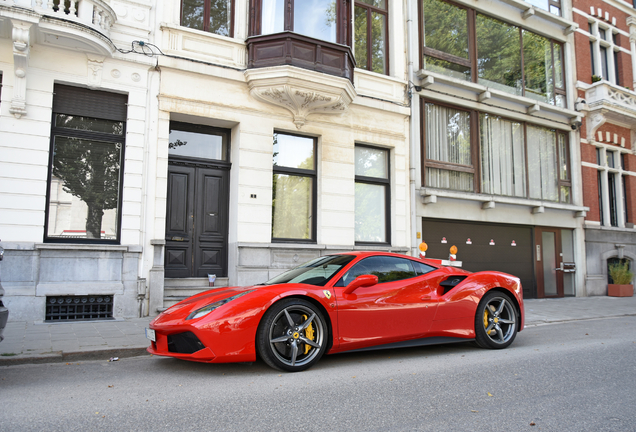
0,347,150,366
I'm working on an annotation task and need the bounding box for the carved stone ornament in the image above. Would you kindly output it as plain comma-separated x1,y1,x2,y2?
10,21,32,119
87,54,105,89
587,111,607,141
245,67,356,129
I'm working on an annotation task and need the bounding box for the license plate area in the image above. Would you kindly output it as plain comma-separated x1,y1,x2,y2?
145,328,156,342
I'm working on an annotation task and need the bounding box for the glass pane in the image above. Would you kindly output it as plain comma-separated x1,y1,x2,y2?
476,15,522,96
549,4,560,15
182,0,205,31
480,114,526,197
607,151,615,168
601,46,609,79
272,174,313,239
355,146,388,178
542,231,558,296
422,0,468,59
423,56,471,80
370,11,387,74
265,255,355,286
425,103,471,165
555,94,566,108
261,0,284,34
355,7,368,70
426,168,473,191
169,128,226,160
294,0,337,42
527,125,558,201
340,256,416,285
209,0,231,36
55,115,123,135
558,134,568,180
357,0,385,8
554,44,564,88
560,185,570,203
273,133,315,169
47,136,122,240
355,182,386,242
523,30,553,104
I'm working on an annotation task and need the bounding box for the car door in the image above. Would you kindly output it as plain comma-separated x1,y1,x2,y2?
333,256,439,352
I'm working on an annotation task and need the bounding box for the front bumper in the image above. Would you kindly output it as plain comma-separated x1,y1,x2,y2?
147,328,218,363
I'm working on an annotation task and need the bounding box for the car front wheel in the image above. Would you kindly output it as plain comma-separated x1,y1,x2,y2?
257,298,328,372
474,291,518,349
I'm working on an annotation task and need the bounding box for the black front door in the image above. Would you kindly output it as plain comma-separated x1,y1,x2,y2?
165,163,229,278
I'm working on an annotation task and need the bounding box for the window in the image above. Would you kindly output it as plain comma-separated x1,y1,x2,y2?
526,0,561,15
355,0,388,74
45,85,127,243
271,133,316,242
253,0,350,44
423,103,475,192
595,147,632,227
169,122,229,161
336,256,421,286
423,100,571,203
355,145,390,243
420,0,566,106
589,22,620,85
181,0,233,36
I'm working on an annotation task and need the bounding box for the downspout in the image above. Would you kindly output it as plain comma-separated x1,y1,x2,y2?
406,0,418,257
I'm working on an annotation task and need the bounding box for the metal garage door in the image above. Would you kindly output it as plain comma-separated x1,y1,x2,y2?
421,218,535,298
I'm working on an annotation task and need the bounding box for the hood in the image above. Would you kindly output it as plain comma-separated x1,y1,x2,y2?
157,285,260,319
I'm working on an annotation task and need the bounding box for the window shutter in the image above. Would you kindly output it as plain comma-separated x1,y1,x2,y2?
52,84,128,121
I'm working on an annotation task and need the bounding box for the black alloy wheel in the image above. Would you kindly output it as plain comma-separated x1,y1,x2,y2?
474,291,518,349
257,298,328,372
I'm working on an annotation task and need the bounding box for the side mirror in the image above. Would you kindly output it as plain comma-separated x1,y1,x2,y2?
343,274,378,295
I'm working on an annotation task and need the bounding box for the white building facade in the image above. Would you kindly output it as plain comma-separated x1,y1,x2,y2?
0,0,413,321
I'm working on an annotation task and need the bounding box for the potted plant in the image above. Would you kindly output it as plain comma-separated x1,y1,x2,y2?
608,261,634,297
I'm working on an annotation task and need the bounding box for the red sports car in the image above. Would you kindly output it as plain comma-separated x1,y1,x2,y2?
146,251,524,372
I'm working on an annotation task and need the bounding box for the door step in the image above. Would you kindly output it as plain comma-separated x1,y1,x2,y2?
160,277,229,311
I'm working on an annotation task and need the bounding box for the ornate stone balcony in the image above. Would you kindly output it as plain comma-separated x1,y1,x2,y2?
582,81,636,141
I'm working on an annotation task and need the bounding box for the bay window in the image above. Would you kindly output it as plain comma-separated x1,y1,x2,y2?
421,0,566,106
272,133,316,242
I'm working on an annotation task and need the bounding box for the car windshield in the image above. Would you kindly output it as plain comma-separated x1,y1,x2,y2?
264,255,355,286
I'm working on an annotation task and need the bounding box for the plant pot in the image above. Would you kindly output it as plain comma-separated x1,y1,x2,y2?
608,284,634,297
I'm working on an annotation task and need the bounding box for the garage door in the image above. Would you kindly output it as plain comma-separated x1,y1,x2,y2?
421,218,535,298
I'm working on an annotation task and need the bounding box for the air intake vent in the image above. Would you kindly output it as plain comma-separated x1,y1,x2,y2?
45,295,114,321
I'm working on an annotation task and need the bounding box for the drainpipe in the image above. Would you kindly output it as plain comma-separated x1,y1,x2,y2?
406,0,418,257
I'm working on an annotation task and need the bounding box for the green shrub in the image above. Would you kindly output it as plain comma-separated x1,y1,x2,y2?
608,261,634,285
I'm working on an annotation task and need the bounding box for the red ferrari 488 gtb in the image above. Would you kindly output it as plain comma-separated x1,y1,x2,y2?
147,251,524,372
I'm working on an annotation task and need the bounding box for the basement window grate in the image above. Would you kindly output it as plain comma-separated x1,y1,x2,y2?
45,295,114,321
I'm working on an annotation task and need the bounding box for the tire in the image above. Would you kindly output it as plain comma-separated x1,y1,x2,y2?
474,291,518,349
256,298,328,372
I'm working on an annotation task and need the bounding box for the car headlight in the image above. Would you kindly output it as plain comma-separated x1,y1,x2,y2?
186,290,255,320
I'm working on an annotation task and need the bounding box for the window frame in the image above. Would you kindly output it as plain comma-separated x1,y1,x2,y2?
249,0,351,46
271,132,318,243
44,86,127,245
354,0,390,75
419,0,566,106
180,0,235,37
421,99,571,204
354,144,391,245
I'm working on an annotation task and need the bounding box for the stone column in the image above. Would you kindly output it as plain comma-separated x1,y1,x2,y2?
148,239,165,315
627,17,636,90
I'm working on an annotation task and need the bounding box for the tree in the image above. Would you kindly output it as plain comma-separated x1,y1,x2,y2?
52,136,122,239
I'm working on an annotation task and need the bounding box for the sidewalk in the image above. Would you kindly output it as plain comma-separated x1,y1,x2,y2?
1,296,635,366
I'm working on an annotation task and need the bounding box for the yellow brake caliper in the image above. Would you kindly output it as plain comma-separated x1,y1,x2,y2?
484,306,495,335
302,314,315,354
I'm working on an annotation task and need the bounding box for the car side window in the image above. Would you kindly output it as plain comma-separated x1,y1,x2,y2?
335,256,418,286
412,261,436,275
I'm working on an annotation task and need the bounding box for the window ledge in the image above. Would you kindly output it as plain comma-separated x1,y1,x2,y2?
496,0,578,33
416,69,580,125
35,244,141,252
419,187,589,215
237,242,409,253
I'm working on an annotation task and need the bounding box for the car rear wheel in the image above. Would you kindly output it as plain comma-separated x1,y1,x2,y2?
257,298,328,372
474,291,518,349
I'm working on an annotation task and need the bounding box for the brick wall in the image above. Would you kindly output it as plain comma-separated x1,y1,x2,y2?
583,166,600,222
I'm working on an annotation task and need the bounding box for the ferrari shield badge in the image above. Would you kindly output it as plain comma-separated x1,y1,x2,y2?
323,290,332,299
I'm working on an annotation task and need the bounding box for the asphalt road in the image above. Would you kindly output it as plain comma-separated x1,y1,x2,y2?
1,317,635,432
